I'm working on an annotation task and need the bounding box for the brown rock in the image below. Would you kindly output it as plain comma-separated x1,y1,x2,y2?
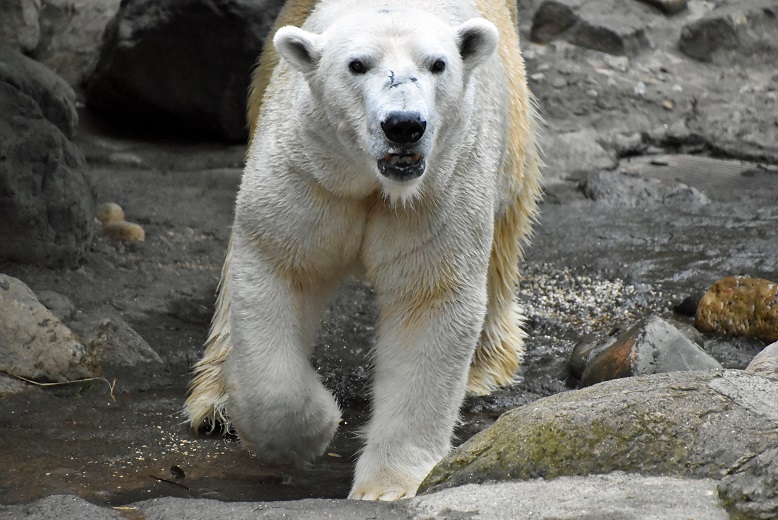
696,276,778,342
579,316,721,387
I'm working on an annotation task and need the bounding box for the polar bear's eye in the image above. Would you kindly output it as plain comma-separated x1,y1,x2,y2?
349,60,368,74
431,59,446,73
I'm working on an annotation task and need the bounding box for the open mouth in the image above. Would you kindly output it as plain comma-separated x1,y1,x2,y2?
377,153,426,182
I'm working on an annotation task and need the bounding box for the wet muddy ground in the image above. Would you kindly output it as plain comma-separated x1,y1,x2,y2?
2,119,775,506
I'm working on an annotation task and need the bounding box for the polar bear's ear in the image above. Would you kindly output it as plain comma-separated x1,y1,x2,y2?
456,19,499,70
274,26,322,74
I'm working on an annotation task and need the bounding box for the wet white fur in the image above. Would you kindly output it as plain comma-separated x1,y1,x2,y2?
224,0,511,500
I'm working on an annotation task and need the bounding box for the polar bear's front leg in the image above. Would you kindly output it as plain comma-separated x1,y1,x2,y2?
349,263,489,500
223,232,341,463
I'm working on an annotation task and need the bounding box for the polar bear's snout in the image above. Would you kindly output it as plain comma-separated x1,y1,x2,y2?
381,111,426,145
377,111,428,181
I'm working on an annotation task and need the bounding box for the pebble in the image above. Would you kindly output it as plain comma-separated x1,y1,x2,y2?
101,221,145,242
96,202,125,224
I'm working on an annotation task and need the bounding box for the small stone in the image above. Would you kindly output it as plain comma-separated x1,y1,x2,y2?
101,221,145,242
579,316,721,387
0,274,98,382
552,77,568,89
87,317,162,366
696,276,778,342
662,99,674,111
96,202,125,225
746,341,778,380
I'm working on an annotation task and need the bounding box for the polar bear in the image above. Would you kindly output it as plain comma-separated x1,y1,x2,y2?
184,0,542,501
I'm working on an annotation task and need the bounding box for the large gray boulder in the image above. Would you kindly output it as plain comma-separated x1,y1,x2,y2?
0,76,95,267
0,275,98,383
85,0,285,142
420,370,778,493
0,43,78,138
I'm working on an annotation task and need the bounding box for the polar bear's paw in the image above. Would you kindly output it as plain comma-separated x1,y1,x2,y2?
230,380,342,464
348,468,423,501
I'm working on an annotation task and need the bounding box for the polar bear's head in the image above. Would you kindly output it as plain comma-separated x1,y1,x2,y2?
274,8,499,202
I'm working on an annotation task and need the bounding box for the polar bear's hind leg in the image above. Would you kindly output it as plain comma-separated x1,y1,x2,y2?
184,238,233,432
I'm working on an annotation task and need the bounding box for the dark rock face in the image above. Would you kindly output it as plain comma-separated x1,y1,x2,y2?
530,0,653,56
0,76,95,268
0,43,78,138
85,0,285,142
679,1,778,65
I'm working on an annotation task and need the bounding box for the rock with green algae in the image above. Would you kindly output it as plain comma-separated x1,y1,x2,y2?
420,370,778,494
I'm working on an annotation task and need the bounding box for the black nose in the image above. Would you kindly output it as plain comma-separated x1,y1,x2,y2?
381,112,426,145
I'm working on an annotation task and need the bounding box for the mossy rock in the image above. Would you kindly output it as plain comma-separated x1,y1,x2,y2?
420,370,778,494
